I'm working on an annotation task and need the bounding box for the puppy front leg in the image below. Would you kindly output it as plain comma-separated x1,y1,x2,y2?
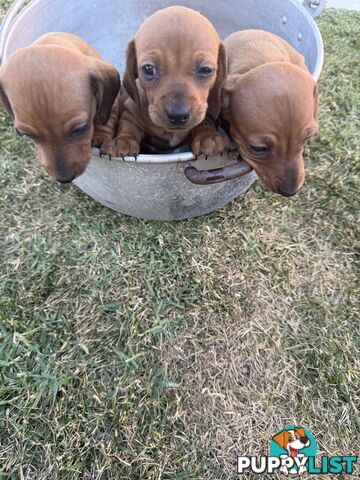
93,97,120,152
113,114,144,158
191,115,229,158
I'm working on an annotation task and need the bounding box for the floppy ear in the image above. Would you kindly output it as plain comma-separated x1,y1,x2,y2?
295,428,306,438
90,60,121,125
221,74,241,112
0,78,14,118
123,39,140,106
272,431,288,449
223,74,242,93
207,43,228,119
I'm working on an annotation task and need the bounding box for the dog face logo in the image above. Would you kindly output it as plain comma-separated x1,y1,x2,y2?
273,427,311,458
270,426,317,476
238,426,357,476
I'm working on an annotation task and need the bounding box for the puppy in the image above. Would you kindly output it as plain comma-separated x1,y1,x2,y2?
273,428,311,475
273,428,310,458
221,30,319,196
0,32,120,183
103,6,228,158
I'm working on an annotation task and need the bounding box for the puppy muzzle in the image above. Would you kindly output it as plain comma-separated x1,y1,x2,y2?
277,187,301,197
56,174,76,184
300,436,309,445
164,103,192,128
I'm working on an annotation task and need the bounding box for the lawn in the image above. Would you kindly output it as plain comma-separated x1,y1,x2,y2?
0,4,359,480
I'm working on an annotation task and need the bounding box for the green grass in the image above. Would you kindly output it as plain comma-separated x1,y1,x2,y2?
0,6,359,480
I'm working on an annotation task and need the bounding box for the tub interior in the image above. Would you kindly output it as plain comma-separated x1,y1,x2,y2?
2,0,323,79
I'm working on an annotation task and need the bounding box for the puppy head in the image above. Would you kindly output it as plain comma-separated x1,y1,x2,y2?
222,63,318,197
272,430,294,449
273,428,310,452
123,6,227,131
0,45,120,183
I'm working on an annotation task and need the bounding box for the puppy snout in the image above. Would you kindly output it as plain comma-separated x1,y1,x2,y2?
300,436,309,445
277,167,304,197
165,103,191,126
278,188,300,197
51,156,76,184
57,174,76,184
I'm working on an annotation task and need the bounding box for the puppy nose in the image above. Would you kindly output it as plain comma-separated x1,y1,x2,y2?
278,188,299,197
57,174,76,184
165,104,191,125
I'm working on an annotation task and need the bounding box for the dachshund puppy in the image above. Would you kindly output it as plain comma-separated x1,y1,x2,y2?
0,32,120,183
103,6,228,158
222,30,319,197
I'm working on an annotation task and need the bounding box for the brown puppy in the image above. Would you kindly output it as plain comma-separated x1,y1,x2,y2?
222,30,318,197
0,32,120,183
103,6,228,158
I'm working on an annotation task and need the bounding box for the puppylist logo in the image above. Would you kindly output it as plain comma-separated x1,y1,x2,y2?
237,426,357,476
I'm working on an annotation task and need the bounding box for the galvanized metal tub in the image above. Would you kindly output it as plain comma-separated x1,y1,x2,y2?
0,0,323,221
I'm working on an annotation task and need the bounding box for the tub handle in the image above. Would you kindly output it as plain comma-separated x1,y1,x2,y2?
301,0,327,18
185,160,253,185
0,0,28,65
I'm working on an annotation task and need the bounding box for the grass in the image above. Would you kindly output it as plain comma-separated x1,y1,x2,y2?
0,5,359,480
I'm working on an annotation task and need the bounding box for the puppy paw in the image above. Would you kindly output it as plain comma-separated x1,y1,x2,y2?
100,138,116,157
92,133,111,149
114,136,141,158
192,130,229,157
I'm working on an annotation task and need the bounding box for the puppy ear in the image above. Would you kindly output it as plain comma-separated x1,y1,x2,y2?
221,90,231,112
0,78,14,118
90,61,121,125
223,74,241,93
123,40,141,106
295,428,306,438
272,431,288,449
221,74,241,112
207,43,228,119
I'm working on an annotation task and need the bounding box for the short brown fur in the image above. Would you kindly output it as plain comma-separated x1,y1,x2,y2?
0,32,121,182
103,7,228,157
222,30,318,196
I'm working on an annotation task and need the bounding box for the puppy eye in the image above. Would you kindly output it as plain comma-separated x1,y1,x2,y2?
70,124,88,139
16,129,38,142
305,134,315,145
197,67,214,79
305,129,317,145
249,144,269,155
142,64,157,79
